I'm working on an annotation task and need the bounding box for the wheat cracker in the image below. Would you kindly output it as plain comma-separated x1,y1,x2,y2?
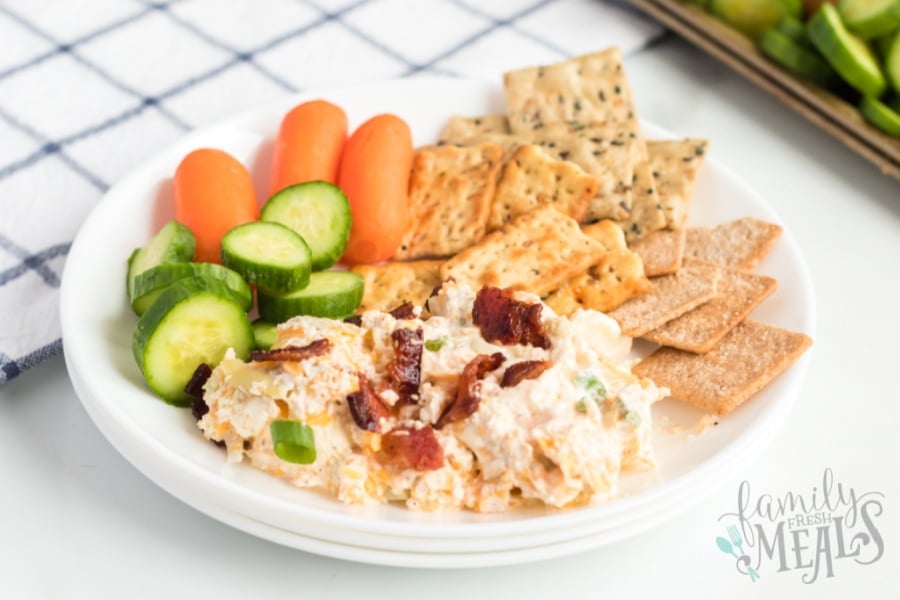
642,260,778,353
684,217,783,270
633,319,812,415
629,228,686,276
351,261,443,313
607,260,721,337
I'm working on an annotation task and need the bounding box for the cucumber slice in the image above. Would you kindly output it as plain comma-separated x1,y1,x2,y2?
221,221,312,293
860,96,900,136
838,0,900,40
133,277,253,405
886,31,900,92
776,16,809,44
710,0,802,39
261,181,351,271
251,319,278,350
126,220,195,301
760,29,843,87
131,262,252,316
257,271,364,323
809,4,887,97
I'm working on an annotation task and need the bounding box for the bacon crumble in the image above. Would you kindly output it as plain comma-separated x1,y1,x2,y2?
388,301,416,319
379,426,444,471
436,352,506,428
472,287,551,349
249,339,331,362
343,315,362,326
387,327,424,403
500,360,554,388
346,374,391,432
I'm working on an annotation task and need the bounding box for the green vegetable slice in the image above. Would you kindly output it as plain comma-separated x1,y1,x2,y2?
257,271,364,322
759,29,842,88
710,0,802,39
261,181,351,271
859,96,900,136
221,221,312,293
838,0,900,40
132,276,254,406
126,220,195,302
886,31,900,92
251,319,278,350
776,15,808,43
809,4,887,97
270,420,316,464
130,262,252,316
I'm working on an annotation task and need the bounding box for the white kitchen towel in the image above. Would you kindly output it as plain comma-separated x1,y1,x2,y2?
0,0,662,384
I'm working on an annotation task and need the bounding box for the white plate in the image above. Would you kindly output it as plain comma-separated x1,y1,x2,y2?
60,78,815,560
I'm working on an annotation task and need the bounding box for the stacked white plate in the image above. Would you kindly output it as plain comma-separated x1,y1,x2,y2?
60,78,815,568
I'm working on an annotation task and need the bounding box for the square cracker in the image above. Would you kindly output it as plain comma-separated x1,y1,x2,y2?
648,139,708,229
633,319,812,415
503,47,643,146
615,159,665,240
607,259,721,337
684,217,783,270
351,261,443,313
489,144,600,231
642,260,778,353
545,220,651,315
439,114,511,144
629,228,686,276
395,143,503,260
440,204,606,297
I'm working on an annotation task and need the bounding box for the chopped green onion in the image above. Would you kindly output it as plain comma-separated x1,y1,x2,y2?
424,336,449,351
575,370,606,402
574,399,588,414
615,398,641,427
270,419,316,464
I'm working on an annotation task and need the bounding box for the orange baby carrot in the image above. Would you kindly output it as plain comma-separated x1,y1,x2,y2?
337,114,413,264
174,148,259,264
269,99,347,195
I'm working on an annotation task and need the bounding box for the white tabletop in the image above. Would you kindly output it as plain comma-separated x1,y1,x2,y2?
2,38,898,598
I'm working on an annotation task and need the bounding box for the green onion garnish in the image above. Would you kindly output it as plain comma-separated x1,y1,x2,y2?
425,336,449,351
270,419,316,464
575,370,606,402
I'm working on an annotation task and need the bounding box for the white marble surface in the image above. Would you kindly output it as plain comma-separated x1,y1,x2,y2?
2,37,898,598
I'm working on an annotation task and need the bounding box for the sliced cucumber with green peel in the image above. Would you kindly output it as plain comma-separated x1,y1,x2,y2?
809,4,887,97
838,0,900,40
258,271,364,323
710,0,801,39
886,31,900,92
130,262,252,316
126,220,195,301
261,181,351,271
760,29,842,87
252,319,278,350
860,96,900,136
776,16,808,44
221,221,312,293
133,277,254,405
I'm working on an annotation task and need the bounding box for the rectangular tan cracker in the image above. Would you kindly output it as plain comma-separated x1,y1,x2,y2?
440,204,606,297
615,159,665,240
545,220,651,315
395,143,503,260
439,114,511,145
607,259,721,337
629,228,686,276
633,319,812,415
647,139,709,229
642,260,778,353
684,217,783,270
489,144,600,231
351,261,443,313
502,47,643,146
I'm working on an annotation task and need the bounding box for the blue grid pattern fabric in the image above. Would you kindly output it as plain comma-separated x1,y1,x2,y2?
0,0,661,384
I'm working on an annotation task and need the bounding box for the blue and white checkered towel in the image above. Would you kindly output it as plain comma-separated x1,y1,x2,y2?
0,0,662,384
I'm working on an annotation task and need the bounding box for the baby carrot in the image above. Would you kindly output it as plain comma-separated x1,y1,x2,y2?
337,114,413,264
269,100,348,195
174,148,259,264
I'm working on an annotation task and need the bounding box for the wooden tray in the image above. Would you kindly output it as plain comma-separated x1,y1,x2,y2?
628,0,900,181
